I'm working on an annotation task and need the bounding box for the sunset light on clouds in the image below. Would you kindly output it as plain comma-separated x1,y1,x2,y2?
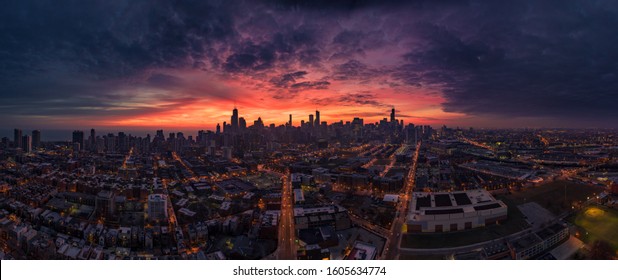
1,0,618,131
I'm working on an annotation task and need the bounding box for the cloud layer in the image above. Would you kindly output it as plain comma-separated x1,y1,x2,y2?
1,0,617,129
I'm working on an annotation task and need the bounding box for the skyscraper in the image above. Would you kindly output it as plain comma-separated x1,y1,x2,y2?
390,107,396,123
90,128,96,151
315,110,320,127
239,117,247,130
289,114,293,126
309,114,314,127
156,130,165,141
14,129,22,149
231,107,239,131
216,123,221,134
72,130,84,151
32,130,41,149
254,117,264,128
22,135,31,153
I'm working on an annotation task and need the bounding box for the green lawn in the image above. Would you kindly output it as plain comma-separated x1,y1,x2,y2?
401,197,529,249
572,206,618,251
507,180,605,215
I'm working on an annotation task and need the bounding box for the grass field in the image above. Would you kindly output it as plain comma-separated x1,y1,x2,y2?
400,197,529,249
506,180,605,215
572,206,618,250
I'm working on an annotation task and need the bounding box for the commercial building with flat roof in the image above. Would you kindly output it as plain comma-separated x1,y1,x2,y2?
406,189,507,233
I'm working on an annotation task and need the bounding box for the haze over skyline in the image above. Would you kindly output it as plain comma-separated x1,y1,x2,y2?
2,0,618,130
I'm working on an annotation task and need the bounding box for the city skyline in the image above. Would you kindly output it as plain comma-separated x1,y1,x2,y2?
2,1,618,130
4,105,616,142
0,106,409,141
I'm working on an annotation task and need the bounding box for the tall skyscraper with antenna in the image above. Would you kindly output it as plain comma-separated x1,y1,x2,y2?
231,107,239,131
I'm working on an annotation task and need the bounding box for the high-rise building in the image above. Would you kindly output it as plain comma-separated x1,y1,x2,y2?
148,194,168,221
89,128,96,151
390,107,396,123
231,107,239,131
156,130,165,141
72,130,84,151
289,114,293,126
32,130,41,149
105,133,116,153
239,117,247,130
118,132,127,152
309,114,314,127
315,110,320,126
22,135,31,153
254,117,264,128
14,129,22,149
216,123,221,134
1,137,9,149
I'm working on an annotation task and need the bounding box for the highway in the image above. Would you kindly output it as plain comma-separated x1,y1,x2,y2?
277,169,297,259
383,141,421,259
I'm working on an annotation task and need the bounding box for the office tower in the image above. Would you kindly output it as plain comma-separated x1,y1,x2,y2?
289,114,293,126
32,130,41,149
209,140,216,156
197,130,206,144
22,135,31,153
118,132,127,152
105,133,116,153
90,128,96,151
156,130,165,141
14,129,22,149
216,123,221,134
254,117,264,128
1,137,9,149
390,107,396,123
231,107,239,131
72,130,84,151
309,114,314,127
239,117,246,130
315,110,320,126
148,194,168,221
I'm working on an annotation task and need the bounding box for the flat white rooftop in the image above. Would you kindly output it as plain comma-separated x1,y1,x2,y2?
408,189,507,221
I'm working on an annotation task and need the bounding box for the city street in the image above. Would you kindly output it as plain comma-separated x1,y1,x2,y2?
383,141,421,259
277,169,297,260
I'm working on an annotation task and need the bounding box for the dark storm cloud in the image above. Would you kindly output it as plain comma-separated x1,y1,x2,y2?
311,93,389,108
290,81,330,90
332,60,381,81
0,0,242,125
388,1,618,124
270,71,308,88
2,0,618,127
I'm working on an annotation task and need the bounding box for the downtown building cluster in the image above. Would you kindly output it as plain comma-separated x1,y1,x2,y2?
1,109,618,260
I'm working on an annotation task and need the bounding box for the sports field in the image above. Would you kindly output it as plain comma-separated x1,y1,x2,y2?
573,206,618,250
507,180,605,215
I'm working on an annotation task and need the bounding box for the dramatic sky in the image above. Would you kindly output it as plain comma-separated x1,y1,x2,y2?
1,0,618,131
